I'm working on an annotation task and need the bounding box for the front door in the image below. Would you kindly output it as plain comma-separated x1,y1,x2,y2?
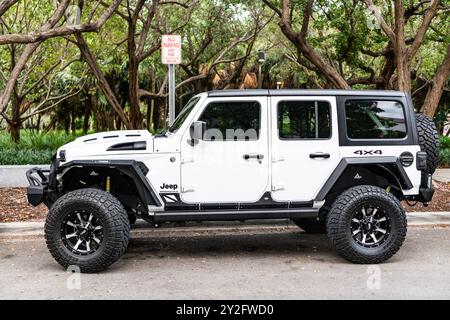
180,97,269,204
270,96,340,202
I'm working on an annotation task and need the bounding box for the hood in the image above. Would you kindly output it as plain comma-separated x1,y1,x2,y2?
57,130,153,161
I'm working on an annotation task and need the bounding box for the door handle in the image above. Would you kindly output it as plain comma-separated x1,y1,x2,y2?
243,154,264,160
309,153,330,159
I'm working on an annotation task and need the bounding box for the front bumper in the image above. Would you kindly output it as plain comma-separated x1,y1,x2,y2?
26,155,59,207
26,167,50,206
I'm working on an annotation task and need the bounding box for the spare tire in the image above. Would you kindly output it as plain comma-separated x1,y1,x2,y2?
416,113,440,174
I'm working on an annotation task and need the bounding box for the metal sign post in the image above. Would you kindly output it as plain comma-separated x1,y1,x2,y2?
168,64,175,126
161,35,181,127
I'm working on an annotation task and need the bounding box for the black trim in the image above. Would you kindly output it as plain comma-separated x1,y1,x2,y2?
154,208,319,222
315,157,414,201
207,89,405,97
107,141,147,151
58,160,162,209
336,95,418,146
160,191,314,212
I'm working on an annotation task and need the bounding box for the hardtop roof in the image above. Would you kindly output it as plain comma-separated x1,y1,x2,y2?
207,89,406,98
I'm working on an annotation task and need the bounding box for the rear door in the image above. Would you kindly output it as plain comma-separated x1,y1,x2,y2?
270,96,340,202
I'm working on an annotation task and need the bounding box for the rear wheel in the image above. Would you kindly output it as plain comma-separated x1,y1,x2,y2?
326,185,407,264
45,188,130,273
292,218,326,234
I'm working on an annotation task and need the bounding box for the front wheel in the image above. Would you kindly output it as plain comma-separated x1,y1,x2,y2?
45,188,130,273
326,185,407,264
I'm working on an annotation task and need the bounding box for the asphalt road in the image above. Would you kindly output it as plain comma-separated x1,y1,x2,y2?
1,224,449,299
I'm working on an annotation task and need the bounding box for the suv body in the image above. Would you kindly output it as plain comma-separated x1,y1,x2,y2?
26,89,438,271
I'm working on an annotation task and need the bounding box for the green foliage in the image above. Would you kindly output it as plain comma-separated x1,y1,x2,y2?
440,149,450,166
440,136,450,151
440,136,450,166
0,130,81,165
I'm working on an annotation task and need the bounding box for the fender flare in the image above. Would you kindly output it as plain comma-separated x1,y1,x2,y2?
315,157,413,202
57,160,162,211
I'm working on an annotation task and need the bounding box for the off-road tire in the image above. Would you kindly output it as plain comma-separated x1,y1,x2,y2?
45,188,130,273
416,113,440,174
292,218,326,234
326,185,407,264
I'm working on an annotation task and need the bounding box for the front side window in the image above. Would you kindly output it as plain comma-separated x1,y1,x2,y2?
199,101,260,141
278,101,331,139
345,100,407,139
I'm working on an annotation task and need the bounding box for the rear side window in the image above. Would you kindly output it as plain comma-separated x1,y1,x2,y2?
278,101,331,139
199,101,260,141
345,100,407,139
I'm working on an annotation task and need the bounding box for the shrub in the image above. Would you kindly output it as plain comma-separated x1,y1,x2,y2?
440,136,450,150
440,149,450,167
0,130,81,165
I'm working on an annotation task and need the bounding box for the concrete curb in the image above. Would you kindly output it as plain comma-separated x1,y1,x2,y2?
0,164,50,187
1,212,449,238
434,168,450,183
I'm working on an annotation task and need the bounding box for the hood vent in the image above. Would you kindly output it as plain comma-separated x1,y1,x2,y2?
107,141,147,151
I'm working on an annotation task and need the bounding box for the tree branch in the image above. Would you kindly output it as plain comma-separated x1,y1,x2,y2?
0,0,123,45
406,0,439,61
0,0,19,18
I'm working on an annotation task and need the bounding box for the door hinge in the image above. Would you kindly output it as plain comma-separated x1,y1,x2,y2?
181,158,194,164
271,185,285,191
272,156,285,163
181,186,195,193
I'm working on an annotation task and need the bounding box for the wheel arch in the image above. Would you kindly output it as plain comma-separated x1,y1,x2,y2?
315,157,413,204
56,160,162,213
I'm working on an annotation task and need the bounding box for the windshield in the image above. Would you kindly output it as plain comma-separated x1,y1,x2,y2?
165,96,200,134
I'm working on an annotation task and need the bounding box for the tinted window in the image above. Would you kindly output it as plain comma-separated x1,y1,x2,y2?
345,100,406,139
278,101,331,139
199,101,260,141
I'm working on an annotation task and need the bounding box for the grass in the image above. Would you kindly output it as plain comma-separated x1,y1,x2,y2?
0,130,81,165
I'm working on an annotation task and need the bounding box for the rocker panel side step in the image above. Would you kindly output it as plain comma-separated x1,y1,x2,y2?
153,208,319,222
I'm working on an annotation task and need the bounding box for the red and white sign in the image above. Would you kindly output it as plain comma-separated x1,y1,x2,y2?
161,35,181,65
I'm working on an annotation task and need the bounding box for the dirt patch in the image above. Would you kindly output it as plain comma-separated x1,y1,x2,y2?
402,181,450,212
1,182,449,223
0,188,47,222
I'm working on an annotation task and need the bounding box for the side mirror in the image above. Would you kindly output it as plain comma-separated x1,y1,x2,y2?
188,121,206,146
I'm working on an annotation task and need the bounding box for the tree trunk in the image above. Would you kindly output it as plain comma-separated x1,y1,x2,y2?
83,93,92,133
8,94,21,143
75,33,132,129
71,108,76,135
127,22,143,129
421,45,450,117
128,60,143,129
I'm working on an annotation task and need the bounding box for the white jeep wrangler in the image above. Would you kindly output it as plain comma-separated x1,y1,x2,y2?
26,89,440,272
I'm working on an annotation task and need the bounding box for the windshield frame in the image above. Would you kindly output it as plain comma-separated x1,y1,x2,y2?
165,96,201,134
